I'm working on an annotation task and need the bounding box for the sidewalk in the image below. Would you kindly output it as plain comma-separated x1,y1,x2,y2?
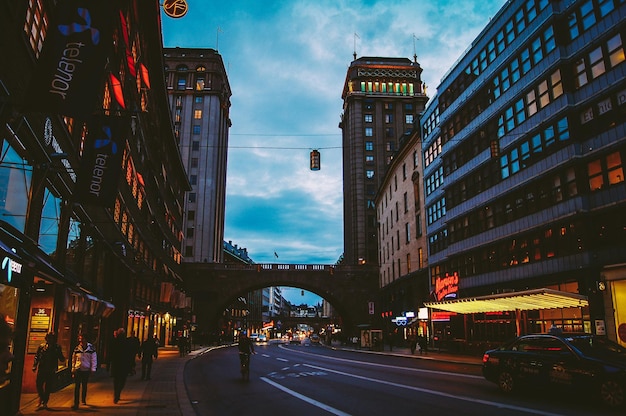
17,345,213,416
327,341,484,366
17,341,482,415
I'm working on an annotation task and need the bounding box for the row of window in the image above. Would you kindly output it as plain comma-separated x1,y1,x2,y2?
364,113,415,124
430,208,625,282
424,0,623,159
429,146,625,254
440,0,549,110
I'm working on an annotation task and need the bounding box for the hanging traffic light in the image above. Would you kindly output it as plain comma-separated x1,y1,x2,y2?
310,149,320,171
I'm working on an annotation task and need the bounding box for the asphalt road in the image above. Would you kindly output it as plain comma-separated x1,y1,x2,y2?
184,341,624,416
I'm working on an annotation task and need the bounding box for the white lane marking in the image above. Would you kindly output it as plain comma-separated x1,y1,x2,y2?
278,344,481,379
260,376,352,416
276,357,289,362
261,354,271,358
302,363,564,416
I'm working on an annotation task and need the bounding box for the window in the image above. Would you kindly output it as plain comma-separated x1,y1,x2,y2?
189,175,197,185
366,155,374,162
194,96,203,103
177,76,186,90
405,222,411,243
192,125,201,135
366,170,375,179
188,193,196,203
385,114,393,123
589,47,606,79
365,141,374,151
194,109,202,119
196,76,205,91
192,141,200,151
364,114,373,123
191,157,199,168
186,228,194,238
405,114,414,124
24,0,49,56
365,127,373,137
608,34,624,67
187,210,195,221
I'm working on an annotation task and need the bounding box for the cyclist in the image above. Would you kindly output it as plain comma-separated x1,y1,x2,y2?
238,331,255,379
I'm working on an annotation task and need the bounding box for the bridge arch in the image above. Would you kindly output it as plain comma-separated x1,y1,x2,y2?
183,263,379,338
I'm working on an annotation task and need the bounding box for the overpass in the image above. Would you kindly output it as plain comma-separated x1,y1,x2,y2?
183,262,380,337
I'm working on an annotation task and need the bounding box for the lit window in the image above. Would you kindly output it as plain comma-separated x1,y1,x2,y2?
366,170,375,179
589,47,605,79
608,34,624,67
194,109,202,119
365,127,373,137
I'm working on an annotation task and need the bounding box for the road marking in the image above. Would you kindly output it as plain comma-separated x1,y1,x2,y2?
278,344,481,379
260,376,351,416
261,354,271,358
276,357,289,362
302,364,564,416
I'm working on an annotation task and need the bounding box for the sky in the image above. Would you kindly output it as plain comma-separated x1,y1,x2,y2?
161,0,507,305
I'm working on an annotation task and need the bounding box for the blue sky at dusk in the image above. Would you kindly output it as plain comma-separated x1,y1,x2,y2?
161,1,506,304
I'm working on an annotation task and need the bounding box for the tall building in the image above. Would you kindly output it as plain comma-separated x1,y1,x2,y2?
421,0,626,346
163,48,232,263
375,126,429,338
1,1,189,412
340,56,429,266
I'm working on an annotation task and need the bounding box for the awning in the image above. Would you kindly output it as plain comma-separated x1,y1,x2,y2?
424,288,588,314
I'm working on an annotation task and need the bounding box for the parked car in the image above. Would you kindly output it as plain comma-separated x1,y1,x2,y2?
257,334,267,343
482,333,626,408
248,333,259,342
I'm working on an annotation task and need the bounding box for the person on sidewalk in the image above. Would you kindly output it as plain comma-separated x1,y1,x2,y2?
139,335,158,380
109,328,133,403
71,334,97,410
32,332,65,409
127,331,140,376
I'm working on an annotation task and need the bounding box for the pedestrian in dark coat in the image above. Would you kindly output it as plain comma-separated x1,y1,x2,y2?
127,331,140,376
139,335,158,380
32,332,65,409
109,328,133,403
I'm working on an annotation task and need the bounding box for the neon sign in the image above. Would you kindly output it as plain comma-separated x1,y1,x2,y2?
435,271,459,301
2,254,23,283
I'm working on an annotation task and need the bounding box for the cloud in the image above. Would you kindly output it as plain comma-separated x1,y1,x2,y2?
163,0,507,266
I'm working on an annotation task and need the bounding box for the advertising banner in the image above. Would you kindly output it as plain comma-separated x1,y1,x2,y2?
74,115,126,206
25,0,116,119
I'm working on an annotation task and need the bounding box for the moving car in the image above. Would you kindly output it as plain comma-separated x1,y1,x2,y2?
482,333,626,408
257,334,267,342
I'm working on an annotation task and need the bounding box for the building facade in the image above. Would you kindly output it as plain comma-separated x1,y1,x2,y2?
0,1,189,412
163,48,232,263
375,126,430,341
421,0,626,347
340,56,429,266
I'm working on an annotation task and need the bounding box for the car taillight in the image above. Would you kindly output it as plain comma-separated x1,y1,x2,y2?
482,353,490,363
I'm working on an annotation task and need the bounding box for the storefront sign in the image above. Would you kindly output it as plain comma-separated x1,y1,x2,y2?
595,319,606,335
1,255,22,283
435,271,459,301
163,0,188,18
618,323,626,343
28,308,52,354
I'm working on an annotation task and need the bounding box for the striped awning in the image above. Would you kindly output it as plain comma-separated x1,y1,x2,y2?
424,288,588,314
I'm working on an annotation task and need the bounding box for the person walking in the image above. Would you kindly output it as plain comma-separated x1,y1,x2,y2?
71,334,97,410
109,328,132,403
139,335,158,380
127,331,140,376
32,332,65,409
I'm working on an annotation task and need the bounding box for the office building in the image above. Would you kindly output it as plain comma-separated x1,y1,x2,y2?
340,56,429,266
0,1,189,412
421,0,626,346
163,48,232,263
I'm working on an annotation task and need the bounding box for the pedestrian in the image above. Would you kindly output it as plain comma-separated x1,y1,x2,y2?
409,334,417,355
0,315,14,409
32,332,65,409
418,334,428,355
139,334,158,380
109,328,133,403
127,330,140,376
177,335,187,357
71,334,97,410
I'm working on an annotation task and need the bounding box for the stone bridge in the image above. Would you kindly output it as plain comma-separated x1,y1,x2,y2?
183,263,379,336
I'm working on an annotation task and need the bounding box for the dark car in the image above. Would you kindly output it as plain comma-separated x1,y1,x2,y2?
482,333,626,408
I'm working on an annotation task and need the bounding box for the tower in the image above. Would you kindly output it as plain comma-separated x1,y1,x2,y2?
339,56,429,265
164,48,232,263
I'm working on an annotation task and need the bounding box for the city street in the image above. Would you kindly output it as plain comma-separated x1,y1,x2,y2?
185,341,624,416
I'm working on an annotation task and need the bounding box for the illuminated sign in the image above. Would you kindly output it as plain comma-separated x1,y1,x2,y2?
435,271,459,301
163,0,188,18
431,311,455,322
2,253,22,283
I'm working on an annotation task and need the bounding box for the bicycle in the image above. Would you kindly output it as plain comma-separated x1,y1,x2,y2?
239,352,250,381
